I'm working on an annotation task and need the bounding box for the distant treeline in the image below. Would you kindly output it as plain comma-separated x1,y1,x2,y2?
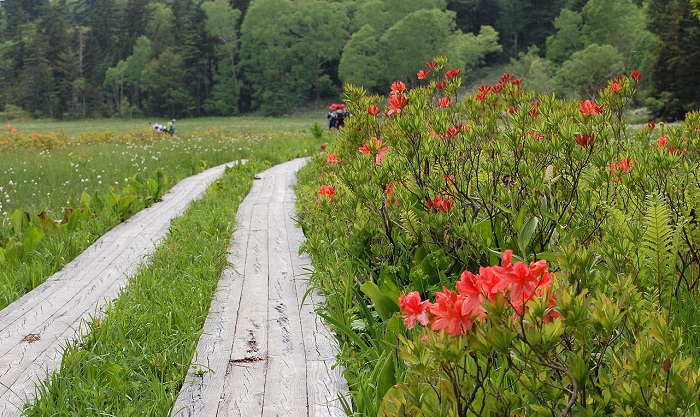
0,0,698,120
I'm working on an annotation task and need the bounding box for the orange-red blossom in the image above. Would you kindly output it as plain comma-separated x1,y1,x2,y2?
399,250,561,336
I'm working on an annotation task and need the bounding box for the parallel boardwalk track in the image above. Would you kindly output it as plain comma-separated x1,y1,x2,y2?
0,159,346,416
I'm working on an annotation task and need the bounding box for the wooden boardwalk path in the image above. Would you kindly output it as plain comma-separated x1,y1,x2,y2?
171,158,346,417
0,159,346,417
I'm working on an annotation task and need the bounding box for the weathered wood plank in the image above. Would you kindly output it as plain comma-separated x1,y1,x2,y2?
172,158,348,417
307,360,348,417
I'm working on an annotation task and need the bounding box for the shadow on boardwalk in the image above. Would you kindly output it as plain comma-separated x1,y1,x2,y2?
171,158,347,417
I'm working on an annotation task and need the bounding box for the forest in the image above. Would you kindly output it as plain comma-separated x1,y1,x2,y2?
0,0,698,120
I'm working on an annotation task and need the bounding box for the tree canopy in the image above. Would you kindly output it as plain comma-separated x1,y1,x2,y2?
0,0,695,120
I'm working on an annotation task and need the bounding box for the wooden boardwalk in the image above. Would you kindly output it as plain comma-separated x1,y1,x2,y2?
171,158,347,417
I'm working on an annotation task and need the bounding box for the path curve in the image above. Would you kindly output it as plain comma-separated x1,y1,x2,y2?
171,158,347,417
0,162,240,416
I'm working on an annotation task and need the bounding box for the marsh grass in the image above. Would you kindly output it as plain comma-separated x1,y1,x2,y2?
0,118,329,309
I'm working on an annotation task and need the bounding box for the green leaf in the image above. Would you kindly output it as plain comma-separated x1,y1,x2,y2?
22,225,44,253
517,216,539,255
360,281,400,321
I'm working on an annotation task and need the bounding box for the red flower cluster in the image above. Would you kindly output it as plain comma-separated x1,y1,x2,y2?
320,144,326,151
417,69,431,80
575,132,594,147
399,250,561,336
438,97,452,107
426,194,454,212
657,135,688,154
326,153,340,164
445,68,461,79
387,81,409,116
609,157,633,182
580,100,603,117
528,101,540,117
631,69,642,83
359,136,389,165
317,184,336,202
367,105,380,116
476,85,491,101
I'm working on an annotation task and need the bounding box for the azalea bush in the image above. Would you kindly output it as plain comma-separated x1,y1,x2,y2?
296,57,700,416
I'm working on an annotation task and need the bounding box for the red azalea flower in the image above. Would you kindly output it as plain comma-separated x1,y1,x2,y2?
499,73,516,85
427,194,453,212
579,99,603,116
426,61,437,69
444,124,462,139
508,106,518,114
417,69,431,80
648,121,656,130
390,80,406,96
445,68,461,79
398,291,430,328
455,270,487,319
429,287,474,336
325,153,340,164
491,257,552,308
387,95,409,116
511,78,523,86
359,137,389,165
320,144,326,151
658,135,667,148
438,97,452,107
385,181,399,205
436,81,446,90
367,105,380,116
609,82,622,93
528,101,540,117
318,184,336,200
630,69,642,83
575,132,594,147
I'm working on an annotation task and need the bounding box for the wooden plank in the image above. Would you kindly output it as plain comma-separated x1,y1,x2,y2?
219,360,267,417
307,360,348,417
262,197,308,417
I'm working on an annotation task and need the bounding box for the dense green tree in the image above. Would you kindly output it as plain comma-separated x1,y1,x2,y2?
238,0,296,114
445,25,502,77
338,24,386,92
496,0,566,58
647,0,700,119
555,43,624,99
202,0,242,115
507,46,556,94
283,1,349,101
380,9,456,85
446,0,499,34
545,9,583,64
145,3,175,57
143,47,192,116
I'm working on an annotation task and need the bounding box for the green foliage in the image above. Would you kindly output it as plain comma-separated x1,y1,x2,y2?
296,58,700,415
555,43,624,98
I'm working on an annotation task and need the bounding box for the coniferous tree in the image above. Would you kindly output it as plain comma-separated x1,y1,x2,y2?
647,0,700,119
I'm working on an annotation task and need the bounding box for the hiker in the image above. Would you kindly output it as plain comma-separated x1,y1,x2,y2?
335,105,348,129
327,104,338,130
167,119,176,135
